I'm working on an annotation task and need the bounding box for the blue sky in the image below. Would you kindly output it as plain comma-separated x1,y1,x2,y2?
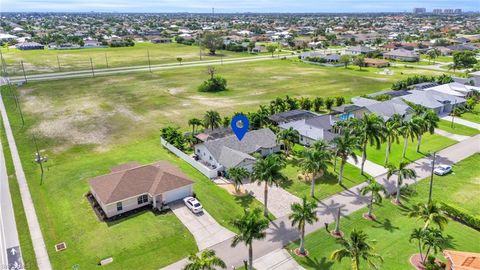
2,0,478,13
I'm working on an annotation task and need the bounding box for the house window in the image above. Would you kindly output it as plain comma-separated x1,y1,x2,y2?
137,194,148,205
116,202,123,211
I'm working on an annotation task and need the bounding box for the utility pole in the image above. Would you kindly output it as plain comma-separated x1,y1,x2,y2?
147,49,152,73
451,99,457,128
199,31,202,61
428,152,436,204
56,55,61,71
90,57,95,77
33,134,48,185
11,85,25,127
20,60,27,83
105,53,109,68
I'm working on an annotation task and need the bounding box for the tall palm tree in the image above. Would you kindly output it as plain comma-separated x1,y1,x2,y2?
384,114,401,165
386,161,417,205
416,110,439,153
356,114,385,175
407,201,448,230
332,132,359,184
300,144,332,197
184,249,226,270
360,181,386,219
276,127,300,156
330,229,383,270
251,154,286,217
399,118,420,159
188,118,203,134
203,110,221,130
227,167,250,193
289,196,318,255
231,208,269,270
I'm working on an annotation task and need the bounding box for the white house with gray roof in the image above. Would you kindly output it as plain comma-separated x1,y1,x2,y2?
194,128,280,174
279,115,338,146
352,97,413,120
422,82,480,98
395,90,466,114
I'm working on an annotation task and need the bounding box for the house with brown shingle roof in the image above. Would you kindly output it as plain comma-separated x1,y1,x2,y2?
89,161,194,218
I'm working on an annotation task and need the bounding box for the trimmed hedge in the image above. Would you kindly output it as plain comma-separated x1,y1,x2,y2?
441,202,480,231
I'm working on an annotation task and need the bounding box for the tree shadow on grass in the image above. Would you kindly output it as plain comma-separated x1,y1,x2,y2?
304,256,334,270
234,194,255,209
372,218,400,232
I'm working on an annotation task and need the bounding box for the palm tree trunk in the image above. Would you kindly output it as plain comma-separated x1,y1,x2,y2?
396,178,401,204
310,174,315,197
402,137,408,159
299,226,306,254
264,182,269,217
249,243,253,270
385,138,391,165
333,155,338,171
418,240,424,262
368,194,374,217
353,257,360,270
416,134,422,153
361,141,367,175
338,160,345,184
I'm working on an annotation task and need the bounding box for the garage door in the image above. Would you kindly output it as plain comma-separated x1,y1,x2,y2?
163,185,193,203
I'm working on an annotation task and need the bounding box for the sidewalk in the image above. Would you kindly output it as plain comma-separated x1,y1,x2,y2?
441,116,480,130
0,92,52,270
435,128,470,142
253,249,305,270
161,135,480,270
346,156,387,177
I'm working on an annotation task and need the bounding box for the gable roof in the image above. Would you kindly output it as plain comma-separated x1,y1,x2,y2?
423,82,480,97
89,161,194,205
443,250,480,270
268,109,318,124
395,91,444,109
279,115,338,141
367,99,413,120
384,48,419,58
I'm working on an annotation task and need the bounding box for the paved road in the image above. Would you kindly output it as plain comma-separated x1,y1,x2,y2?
0,91,52,270
162,134,480,269
0,130,24,269
8,54,296,83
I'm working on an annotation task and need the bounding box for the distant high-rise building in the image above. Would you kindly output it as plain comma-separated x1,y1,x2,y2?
413,7,426,14
444,9,454,14
454,9,462,14
433,9,443,14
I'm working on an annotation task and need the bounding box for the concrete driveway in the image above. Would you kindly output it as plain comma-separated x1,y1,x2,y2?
170,201,235,250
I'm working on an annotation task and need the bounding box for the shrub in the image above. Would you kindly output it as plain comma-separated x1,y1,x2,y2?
441,203,480,230
198,76,228,92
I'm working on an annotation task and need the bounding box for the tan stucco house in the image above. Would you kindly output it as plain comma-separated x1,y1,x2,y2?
89,161,194,218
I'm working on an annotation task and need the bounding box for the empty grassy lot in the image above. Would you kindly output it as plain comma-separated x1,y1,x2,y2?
2,60,450,269
1,42,261,75
288,154,480,270
438,119,480,136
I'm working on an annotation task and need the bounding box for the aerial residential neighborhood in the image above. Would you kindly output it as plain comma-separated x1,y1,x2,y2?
0,1,479,270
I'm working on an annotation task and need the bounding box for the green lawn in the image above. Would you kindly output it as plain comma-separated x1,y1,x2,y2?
281,159,369,201
438,119,480,137
460,104,480,124
2,42,263,75
0,59,451,269
420,55,453,64
288,154,480,270
362,133,456,167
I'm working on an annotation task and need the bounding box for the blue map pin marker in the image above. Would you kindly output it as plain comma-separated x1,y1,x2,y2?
231,114,249,141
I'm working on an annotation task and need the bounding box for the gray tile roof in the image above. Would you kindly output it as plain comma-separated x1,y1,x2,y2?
268,109,318,124
279,115,338,141
394,91,443,109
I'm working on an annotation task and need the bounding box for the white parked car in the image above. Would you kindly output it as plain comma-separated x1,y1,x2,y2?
434,165,452,176
183,197,203,213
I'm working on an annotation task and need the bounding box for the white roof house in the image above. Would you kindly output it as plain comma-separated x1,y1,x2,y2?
423,82,480,98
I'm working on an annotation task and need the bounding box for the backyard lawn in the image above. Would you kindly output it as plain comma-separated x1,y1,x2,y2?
288,154,480,269
362,133,456,167
1,42,262,75
0,59,451,269
438,119,480,136
460,103,480,124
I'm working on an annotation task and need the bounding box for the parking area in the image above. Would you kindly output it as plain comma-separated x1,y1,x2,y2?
170,201,235,250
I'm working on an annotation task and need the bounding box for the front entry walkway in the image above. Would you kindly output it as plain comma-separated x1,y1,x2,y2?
170,202,235,250
253,249,305,270
346,156,388,177
435,129,470,142
243,182,301,218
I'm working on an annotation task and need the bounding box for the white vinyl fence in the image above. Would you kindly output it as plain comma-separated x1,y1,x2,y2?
160,138,218,179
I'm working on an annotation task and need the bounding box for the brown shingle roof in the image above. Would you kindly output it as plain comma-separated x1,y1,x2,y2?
89,161,194,204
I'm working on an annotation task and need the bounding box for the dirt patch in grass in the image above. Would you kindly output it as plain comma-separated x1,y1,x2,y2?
167,87,186,95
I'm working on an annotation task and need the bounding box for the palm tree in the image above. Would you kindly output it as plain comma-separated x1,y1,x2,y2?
227,167,250,193
360,181,386,219
386,161,417,205
416,110,439,153
300,143,332,197
231,208,269,270
384,114,401,165
399,118,420,159
289,196,318,255
407,201,448,230
356,114,385,175
410,227,448,265
251,154,286,217
184,249,226,270
332,132,359,184
188,118,203,134
203,110,221,130
330,229,383,270
409,228,425,262
276,127,300,156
